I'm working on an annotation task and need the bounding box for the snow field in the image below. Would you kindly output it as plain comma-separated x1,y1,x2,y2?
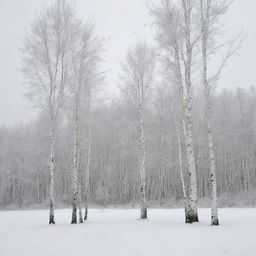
0,208,255,256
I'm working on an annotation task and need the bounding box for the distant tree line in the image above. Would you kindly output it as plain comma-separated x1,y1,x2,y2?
1,86,255,206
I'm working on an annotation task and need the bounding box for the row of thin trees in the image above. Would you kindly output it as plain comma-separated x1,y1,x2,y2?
1,87,255,206
123,0,236,224
18,0,240,225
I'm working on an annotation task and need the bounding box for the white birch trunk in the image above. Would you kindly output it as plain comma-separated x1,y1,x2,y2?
183,91,198,223
77,147,83,224
182,0,199,223
200,0,219,225
159,125,165,206
78,188,83,223
175,116,188,222
84,91,91,221
84,142,91,221
207,119,219,225
71,95,79,224
37,173,40,204
174,47,190,222
49,114,56,224
138,105,147,219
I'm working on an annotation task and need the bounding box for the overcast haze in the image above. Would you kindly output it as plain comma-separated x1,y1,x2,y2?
0,0,255,126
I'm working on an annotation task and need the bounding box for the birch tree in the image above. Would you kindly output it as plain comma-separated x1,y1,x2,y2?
69,22,102,223
200,0,218,226
151,1,189,220
151,0,199,223
21,0,75,224
121,40,155,219
179,0,200,223
199,0,237,225
81,41,103,222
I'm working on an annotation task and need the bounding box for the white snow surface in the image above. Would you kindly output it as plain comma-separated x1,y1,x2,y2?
0,208,255,256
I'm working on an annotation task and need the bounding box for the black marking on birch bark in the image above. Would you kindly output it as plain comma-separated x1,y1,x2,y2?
71,205,77,224
84,206,88,221
211,216,219,226
186,212,199,223
141,207,147,219
184,204,189,223
49,201,55,224
79,212,83,223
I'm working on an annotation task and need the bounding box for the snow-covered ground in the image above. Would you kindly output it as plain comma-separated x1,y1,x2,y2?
0,208,255,256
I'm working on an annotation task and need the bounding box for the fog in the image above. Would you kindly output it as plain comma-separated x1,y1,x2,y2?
0,0,255,126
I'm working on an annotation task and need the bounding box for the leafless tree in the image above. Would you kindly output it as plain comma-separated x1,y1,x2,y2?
151,0,200,223
21,0,76,224
69,22,103,223
121,40,155,219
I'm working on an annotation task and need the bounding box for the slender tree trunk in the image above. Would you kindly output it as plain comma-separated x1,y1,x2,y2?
84,91,91,221
49,115,56,225
201,2,219,224
77,149,83,224
78,191,83,223
200,0,219,225
174,45,190,222
175,117,189,222
84,142,90,221
37,173,40,204
159,125,165,206
173,14,198,224
71,97,79,224
207,119,219,225
182,0,199,223
138,106,147,219
183,91,198,223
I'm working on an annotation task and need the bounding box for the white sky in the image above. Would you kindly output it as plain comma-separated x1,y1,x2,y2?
0,0,255,126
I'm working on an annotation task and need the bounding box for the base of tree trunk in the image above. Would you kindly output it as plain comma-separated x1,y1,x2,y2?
211,217,219,226
84,206,88,221
184,207,189,223
49,215,55,224
140,207,147,219
79,216,83,223
78,205,83,223
186,212,199,223
71,206,77,224
49,201,55,224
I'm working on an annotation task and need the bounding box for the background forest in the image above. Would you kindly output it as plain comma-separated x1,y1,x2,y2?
1,86,256,208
